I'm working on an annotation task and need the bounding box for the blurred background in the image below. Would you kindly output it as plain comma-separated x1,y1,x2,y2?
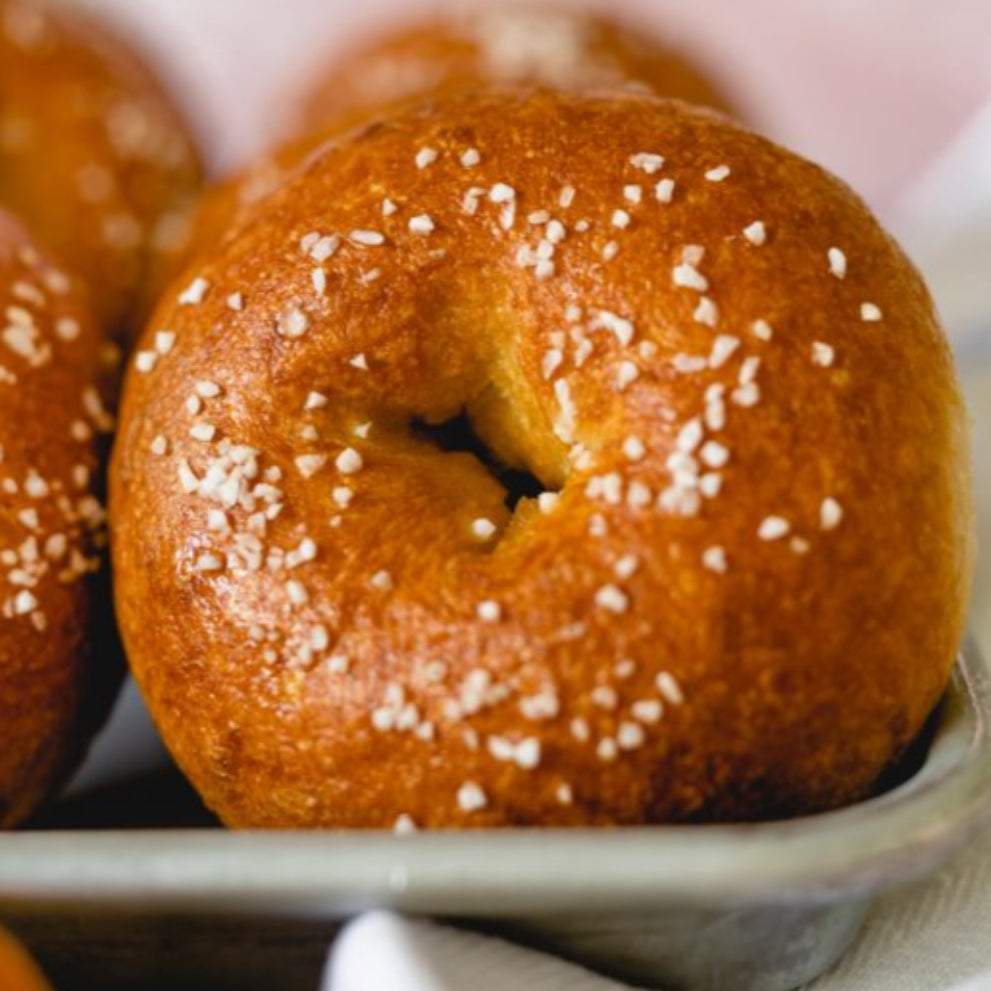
56,0,991,794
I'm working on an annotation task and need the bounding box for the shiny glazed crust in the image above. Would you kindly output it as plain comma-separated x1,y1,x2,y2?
0,210,118,829
111,89,973,829
169,5,735,288
0,0,202,337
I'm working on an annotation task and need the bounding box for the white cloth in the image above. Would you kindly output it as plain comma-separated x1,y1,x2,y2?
322,826,991,991
323,911,639,991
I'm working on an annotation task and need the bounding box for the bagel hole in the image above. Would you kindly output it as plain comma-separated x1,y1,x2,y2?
410,411,550,512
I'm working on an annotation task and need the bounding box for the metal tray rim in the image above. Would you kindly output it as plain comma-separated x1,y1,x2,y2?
1,642,989,917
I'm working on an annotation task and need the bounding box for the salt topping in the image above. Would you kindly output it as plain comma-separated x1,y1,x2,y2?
751,319,774,342
595,584,629,614
457,782,487,813
622,437,645,462
190,423,216,443
295,454,327,479
673,262,708,292
394,815,417,835
812,342,835,367
477,600,502,623
415,147,438,169
349,230,386,246
335,448,363,475
370,570,393,591
743,221,766,245
828,247,847,279
694,297,719,327
758,516,791,541
820,497,844,531
709,335,739,369
592,310,634,346
702,546,728,574
617,722,645,751
178,277,209,306
277,307,309,339
408,214,435,235
655,178,675,203
630,152,664,174
656,672,684,706
471,518,497,540
597,738,618,762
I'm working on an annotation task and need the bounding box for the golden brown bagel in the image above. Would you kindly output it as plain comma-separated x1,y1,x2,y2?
0,927,52,991
111,89,973,829
0,209,118,829
0,0,202,338
171,5,734,287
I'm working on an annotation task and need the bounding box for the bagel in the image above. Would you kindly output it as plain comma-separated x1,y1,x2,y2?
111,88,973,829
0,0,202,337
294,5,734,138
167,5,734,290
0,209,118,829
0,927,52,991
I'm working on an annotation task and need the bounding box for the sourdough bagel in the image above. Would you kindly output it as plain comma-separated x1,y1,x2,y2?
0,0,201,337
111,89,973,829
170,5,734,288
0,209,118,829
0,927,52,991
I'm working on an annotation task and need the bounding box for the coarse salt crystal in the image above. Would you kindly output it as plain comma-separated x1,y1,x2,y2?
758,516,791,541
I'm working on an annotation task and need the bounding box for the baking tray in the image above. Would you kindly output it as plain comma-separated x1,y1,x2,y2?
1,642,989,991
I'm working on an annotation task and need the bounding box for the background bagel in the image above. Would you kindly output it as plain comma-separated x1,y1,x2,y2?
111,88,973,829
0,209,119,829
0,0,202,338
165,5,735,293
293,4,735,139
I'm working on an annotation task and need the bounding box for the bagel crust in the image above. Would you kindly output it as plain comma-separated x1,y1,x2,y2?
0,0,202,336
167,7,735,295
111,89,973,829
0,210,118,828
